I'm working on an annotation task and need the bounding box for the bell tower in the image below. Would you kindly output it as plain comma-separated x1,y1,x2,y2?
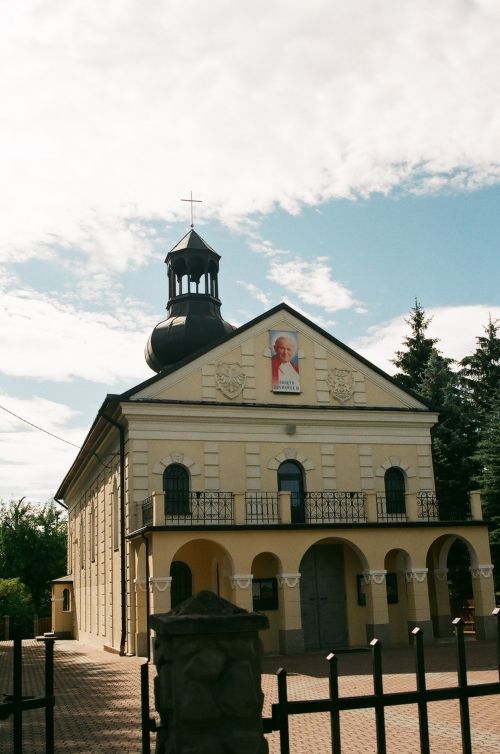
145,229,235,372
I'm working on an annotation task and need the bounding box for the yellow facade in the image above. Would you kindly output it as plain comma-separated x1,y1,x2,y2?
53,305,496,655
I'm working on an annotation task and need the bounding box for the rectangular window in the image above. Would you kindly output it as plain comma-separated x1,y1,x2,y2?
252,578,279,611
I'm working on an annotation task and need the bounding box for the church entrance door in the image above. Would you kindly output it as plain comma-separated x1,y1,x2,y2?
299,544,347,650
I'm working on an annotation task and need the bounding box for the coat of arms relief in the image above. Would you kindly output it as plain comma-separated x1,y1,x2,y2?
327,368,354,403
215,362,246,399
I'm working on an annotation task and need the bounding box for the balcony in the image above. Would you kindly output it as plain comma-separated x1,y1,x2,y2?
137,489,482,529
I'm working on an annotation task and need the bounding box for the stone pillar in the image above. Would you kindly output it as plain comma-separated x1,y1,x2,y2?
233,493,246,525
277,573,304,653
151,590,269,754
469,490,483,521
405,492,419,521
405,569,434,641
470,564,496,640
365,492,377,522
363,570,391,644
134,578,149,657
429,568,453,638
230,574,254,613
149,576,172,615
278,491,292,524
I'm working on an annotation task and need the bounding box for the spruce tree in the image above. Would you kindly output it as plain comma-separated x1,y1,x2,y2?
473,395,500,592
460,317,500,421
392,300,439,390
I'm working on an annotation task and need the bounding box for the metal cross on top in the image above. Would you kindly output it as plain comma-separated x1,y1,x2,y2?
181,191,202,228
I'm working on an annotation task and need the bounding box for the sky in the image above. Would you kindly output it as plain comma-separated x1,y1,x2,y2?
1,0,500,502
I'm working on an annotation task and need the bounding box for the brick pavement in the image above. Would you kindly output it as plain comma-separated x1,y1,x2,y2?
0,638,499,753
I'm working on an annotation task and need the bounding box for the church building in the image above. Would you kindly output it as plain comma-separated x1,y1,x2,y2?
52,228,496,656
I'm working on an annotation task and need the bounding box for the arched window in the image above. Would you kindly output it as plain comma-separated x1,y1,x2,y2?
62,588,71,612
384,468,406,514
163,464,190,516
278,460,305,523
170,561,192,608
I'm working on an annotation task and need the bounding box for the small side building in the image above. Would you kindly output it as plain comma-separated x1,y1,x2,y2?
52,228,496,655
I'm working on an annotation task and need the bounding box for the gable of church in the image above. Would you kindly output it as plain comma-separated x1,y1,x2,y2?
130,307,427,411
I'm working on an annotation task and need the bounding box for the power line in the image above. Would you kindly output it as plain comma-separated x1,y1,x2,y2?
0,402,81,449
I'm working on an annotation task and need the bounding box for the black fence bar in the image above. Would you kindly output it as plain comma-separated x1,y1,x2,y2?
412,627,430,754
44,638,55,754
277,668,290,754
371,639,386,754
453,618,472,754
264,610,500,753
141,662,151,754
327,652,341,754
494,606,500,681
13,635,22,754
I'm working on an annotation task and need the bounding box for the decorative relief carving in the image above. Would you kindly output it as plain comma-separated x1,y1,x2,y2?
134,578,148,592
171,452,184,463
405,568,428,583
277,573,301,588
327,368,354,403
363,570,387,585
230,574,253,590
148,576,172,592
215,362,246,399
470,564,494,579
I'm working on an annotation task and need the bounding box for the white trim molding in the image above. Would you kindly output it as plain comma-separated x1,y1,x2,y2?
405,568,428,584
363,570,387,586
277,572,301,588
230,574,253,590
134,578,148,592
268,449,314,471
153,453,201,476
148,576,172,592
470,564,494,579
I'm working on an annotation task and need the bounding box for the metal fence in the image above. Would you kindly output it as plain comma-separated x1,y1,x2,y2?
142,492,234,526
246,492,280,524
263,609,500,754
0,635,55,754
305,492,366,523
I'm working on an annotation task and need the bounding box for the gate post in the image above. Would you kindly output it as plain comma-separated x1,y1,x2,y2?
150,590,269,754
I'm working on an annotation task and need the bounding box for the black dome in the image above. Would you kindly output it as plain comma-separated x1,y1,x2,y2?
145,229,235,372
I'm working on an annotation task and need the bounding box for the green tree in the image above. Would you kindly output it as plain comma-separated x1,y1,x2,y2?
392,300,439,390
473,395,500,592
460,317,500,421
0,577,34,636
419,351,477,517
0,499,67,615
393,302,477,519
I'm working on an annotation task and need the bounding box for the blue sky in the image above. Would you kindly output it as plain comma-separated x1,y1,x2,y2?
1,1,500,502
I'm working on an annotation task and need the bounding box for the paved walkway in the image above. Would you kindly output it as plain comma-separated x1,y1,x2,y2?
0,638,499,753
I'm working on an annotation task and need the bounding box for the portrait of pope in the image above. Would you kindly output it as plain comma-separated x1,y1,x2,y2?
270,331,300,392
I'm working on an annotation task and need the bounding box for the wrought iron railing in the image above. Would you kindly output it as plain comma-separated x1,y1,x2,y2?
417,490,440,520
142,496,153,526
305,491,366,523
164,491,234,525
245,492,280,524
376,493,407,522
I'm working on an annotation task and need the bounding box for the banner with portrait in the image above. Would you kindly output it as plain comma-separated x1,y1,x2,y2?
270,330,300,393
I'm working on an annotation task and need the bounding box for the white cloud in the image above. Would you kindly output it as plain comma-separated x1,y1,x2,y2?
1,1,500,261
268,257,357,312
0,286,153,382
0,393,87,502
237,281,271,309
351,305,500,374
